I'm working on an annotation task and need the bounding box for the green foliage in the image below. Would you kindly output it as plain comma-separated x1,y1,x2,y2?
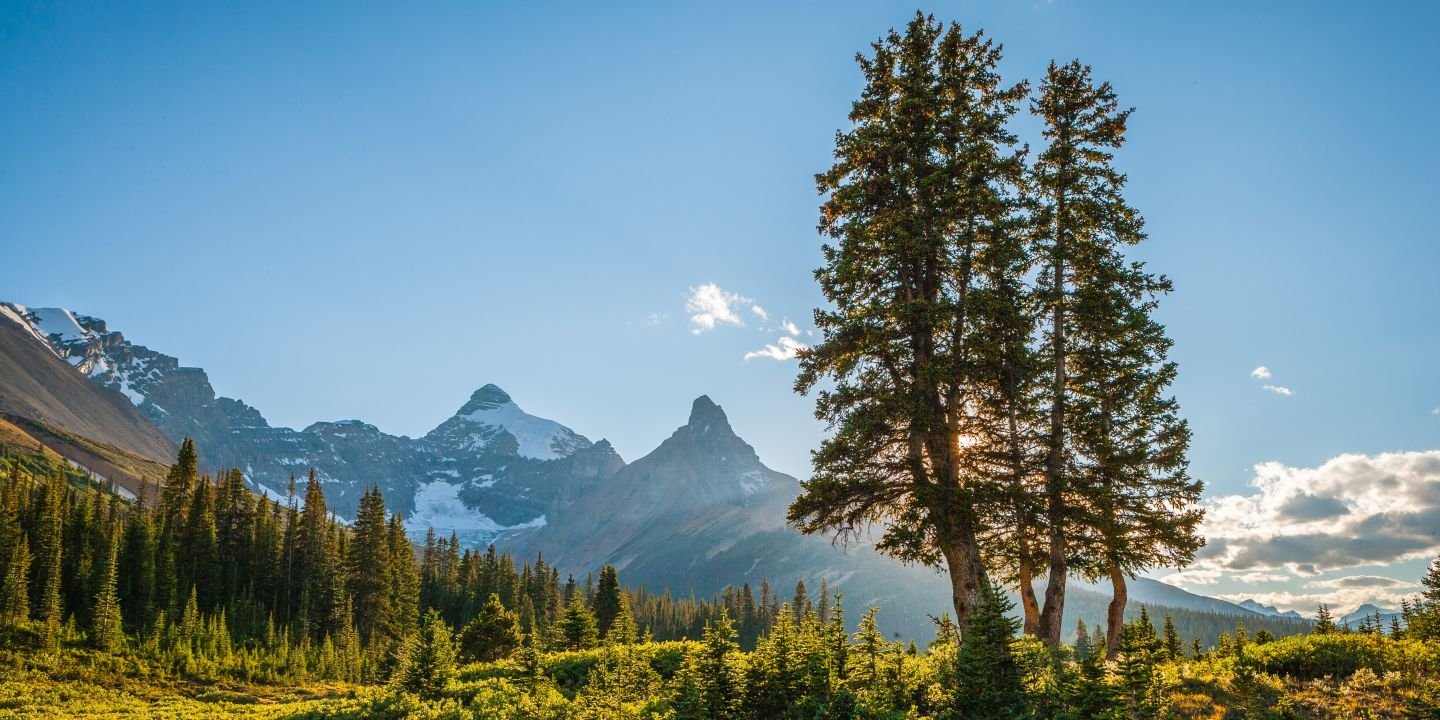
950,583,1026,719
457,593,522,663
393,609,456,700
557,592,600,651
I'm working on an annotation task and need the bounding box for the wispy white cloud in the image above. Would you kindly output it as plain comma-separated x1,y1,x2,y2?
1432,406,1439,416
745,335,807,362
782,318,801,337
1251,366,1272,380
751,305,769,321
686,283,753,334
646,312,666,326
1263,384,1294,396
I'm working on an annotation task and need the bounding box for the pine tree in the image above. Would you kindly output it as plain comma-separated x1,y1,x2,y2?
156,438,198,616
950,582,1025,719
558,591,599,650
33,478,65,652
458,593,522,662
1074,618,1093,660
1031,59,1202,649
1068,643,1118,720
1313,604,1336,634
790,11,1029,632
791,580,812,622
592,565,623,639
696,609,740,719
90,528,123,651
1161,615,1182,661
118,503,155,632
607,592,638,645
347,486,393,644
393,609,456,700
1115,614,1167,719
387,513,420,640
0,495,30,629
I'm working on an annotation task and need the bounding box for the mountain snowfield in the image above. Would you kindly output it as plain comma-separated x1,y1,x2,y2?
0,299,1300,640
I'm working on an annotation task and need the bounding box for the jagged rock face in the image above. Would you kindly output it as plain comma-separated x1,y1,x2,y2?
1,303,621,537
503,395,802,578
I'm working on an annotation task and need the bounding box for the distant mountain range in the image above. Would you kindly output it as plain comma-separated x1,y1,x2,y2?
0,300,1312,641
1237,599,1306,620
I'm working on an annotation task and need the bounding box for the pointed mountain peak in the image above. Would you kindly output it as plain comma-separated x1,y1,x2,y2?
457,383,514,415
432,383,593,461
687,395,732,433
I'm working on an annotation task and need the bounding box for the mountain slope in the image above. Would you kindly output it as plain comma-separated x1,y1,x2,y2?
0,304,176,474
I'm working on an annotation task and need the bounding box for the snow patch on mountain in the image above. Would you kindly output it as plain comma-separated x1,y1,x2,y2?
403,480,547,545
28,307,91,344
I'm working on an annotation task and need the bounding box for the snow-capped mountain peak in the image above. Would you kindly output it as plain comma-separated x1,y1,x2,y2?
432,384,592,461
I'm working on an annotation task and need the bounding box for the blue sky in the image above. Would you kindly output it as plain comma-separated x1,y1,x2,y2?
2,1,1437,613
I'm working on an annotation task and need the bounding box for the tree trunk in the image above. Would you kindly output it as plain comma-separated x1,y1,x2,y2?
1018,562,1041,636
941,536,988,642
1106,564,1127,660
1038,184,1069,648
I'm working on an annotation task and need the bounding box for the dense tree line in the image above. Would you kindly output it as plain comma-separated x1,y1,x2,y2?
0,442,830,681
791,12,1203,659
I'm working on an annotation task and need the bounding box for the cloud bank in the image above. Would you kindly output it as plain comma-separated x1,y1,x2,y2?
1164,450,1440,611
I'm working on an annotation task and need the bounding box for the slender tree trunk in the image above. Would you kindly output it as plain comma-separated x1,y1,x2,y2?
1038,186,1069,647
1106,564,1127,660
1018,562,1041,635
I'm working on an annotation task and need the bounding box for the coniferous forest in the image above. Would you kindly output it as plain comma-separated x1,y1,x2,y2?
2,10,1439,720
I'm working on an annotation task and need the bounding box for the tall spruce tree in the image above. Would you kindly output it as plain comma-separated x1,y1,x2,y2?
790,11,1029,633
33,477,65,652
592,565,623,639
90,528,123,651
1030,59,1202,647
347,486,393,644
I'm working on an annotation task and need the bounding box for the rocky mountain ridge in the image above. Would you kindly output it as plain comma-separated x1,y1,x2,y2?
0,302,618,537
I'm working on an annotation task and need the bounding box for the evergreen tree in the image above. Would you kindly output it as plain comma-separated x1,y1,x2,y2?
592,564,623,639
696,609,740,719
156,438,198,616
790,11,1029,632
951,582,1025,719
1161,615,1182,661
1031,59,1202,648
90,527,123,651
1074,618,1093,660
1115,614,1167,719
387,514,420,640
1068,643,1119,720
33,478,65,652
458,593,522,662
558,591,599,650
1313,604,1336,634
393,609,456,700
791,580,812,622
607,592,638,645
0,497,30,628
347,486,393,644
118,502,155,632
